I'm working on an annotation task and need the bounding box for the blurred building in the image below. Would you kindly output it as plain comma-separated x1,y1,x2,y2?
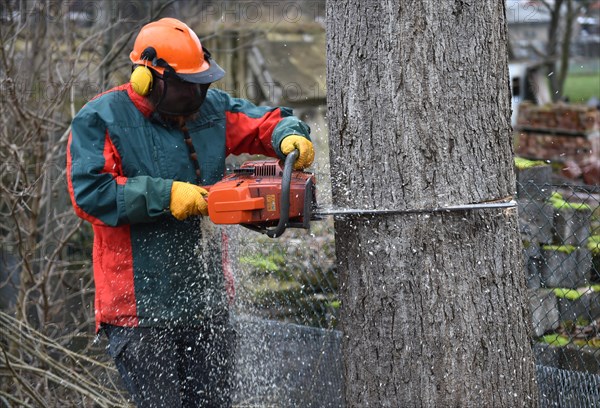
506,0,553,60
576,1,600,58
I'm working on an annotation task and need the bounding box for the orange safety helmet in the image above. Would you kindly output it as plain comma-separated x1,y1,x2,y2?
129,18,224,84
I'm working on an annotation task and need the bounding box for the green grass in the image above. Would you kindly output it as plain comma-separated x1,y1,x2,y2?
563,73,600,103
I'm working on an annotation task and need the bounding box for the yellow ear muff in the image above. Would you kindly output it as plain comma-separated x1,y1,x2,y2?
130,66,153,96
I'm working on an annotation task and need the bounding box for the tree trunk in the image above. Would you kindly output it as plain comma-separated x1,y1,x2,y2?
557,0,576,101
554,0,587,99
545,0,564,101
326,1,539,407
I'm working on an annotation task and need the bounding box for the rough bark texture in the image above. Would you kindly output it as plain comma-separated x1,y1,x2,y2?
326,1,539,406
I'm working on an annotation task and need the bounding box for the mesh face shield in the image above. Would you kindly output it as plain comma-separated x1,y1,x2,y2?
150,74,210,116
157,78,210,116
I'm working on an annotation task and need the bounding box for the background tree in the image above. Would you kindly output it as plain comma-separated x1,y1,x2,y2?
541,0,592,101
326,1,539,406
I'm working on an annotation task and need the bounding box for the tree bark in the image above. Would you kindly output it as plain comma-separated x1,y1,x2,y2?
326,1,539,406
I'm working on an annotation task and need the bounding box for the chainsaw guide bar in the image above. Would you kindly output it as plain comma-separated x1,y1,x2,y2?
312,201,517,218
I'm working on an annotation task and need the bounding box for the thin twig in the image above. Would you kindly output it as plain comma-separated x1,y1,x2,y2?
1,345,48,407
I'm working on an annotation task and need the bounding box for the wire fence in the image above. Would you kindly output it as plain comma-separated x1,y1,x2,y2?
519,177,600,399
230,220,338,330
232,316,343,407
232,168,600,406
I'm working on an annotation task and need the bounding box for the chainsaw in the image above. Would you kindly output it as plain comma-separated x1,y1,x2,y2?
207,150,319,238
206,150,517,238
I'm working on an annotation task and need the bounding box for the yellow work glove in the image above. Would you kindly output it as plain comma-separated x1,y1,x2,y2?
170,182,209,220
280,135,314,170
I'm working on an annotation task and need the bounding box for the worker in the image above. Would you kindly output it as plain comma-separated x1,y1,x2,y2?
66,17,314,408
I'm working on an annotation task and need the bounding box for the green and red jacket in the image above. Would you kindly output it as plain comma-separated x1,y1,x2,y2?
67,83,310,330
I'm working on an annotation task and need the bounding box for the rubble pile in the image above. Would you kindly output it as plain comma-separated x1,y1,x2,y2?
515,102,600,185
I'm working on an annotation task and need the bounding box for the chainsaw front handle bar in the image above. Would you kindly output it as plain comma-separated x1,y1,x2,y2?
263,149,298,238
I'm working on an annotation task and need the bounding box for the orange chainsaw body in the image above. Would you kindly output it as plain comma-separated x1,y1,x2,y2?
207,159,316,229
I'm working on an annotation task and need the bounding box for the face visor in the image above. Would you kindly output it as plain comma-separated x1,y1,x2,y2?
150,73,210,116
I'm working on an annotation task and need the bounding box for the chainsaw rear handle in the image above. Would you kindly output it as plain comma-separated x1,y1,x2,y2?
265,149,298,238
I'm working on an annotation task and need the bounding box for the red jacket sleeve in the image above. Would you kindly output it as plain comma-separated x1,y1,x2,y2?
217,90,311,158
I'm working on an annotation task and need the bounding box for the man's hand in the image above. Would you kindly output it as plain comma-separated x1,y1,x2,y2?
170,182,209,220
280,135,314,170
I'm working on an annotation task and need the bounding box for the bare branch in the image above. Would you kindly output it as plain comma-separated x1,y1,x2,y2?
1,345,47,407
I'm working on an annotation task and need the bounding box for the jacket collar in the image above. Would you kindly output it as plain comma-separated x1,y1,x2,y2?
125,83,154,118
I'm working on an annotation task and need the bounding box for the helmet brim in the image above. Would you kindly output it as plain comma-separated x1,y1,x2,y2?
176,60,225,84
